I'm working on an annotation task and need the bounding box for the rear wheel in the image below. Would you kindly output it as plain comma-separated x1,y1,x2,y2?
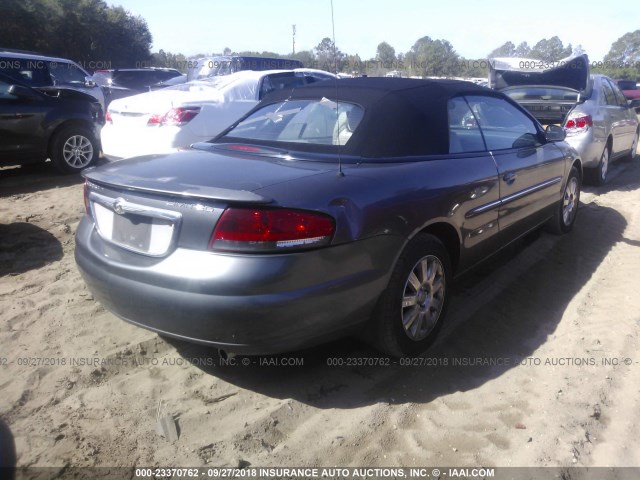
372,234,451,357
589,144,609,186
628,129,639,161
546,166,580,234
50,125,98,174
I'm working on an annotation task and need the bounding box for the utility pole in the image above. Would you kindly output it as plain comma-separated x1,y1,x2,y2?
292,25,296,55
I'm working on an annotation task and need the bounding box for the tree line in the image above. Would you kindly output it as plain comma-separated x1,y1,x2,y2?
1,0,638,80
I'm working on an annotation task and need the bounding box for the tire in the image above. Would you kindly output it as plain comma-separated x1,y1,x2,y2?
588,144,610,186
50,125,98,174
546,166,581,235
372,234,451,357
628,130,639,161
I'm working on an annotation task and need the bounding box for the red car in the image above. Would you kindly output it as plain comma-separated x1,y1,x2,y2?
615,80,640,101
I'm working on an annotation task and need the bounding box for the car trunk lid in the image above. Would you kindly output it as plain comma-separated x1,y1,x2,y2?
83,148,334,203
489,54,590,92
106,82,226,127
83,148,337,256
489,55,590,126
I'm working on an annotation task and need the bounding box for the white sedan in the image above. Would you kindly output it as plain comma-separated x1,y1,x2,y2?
101,69,335,160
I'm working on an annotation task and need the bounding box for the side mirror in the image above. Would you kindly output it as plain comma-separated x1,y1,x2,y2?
629,99,640,111
545,124,566,142
84,76,97,88
7,84,39,100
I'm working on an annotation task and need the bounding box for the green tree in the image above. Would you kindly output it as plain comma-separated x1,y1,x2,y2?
529,36,572,62
376,41,397,69
286,50,316,69
343,54,364,75
459,58,488,78
314,37,345,72
405,36,461,77
604,30,640,65
0,0,153,69
514,42,531,57
150,49,188,72
488,41,516,58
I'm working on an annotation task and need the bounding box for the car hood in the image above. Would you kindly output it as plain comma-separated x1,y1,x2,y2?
83,148,336,203
489,54,590,93
107,82,225,114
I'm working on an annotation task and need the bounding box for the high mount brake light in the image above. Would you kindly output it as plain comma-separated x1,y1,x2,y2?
147,107,201,126
209,208,335,253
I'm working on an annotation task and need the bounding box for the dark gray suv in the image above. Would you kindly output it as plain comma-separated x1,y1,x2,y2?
0,72,103,173
0,50,105,109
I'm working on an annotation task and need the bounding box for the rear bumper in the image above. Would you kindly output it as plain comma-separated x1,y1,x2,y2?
100,124,196,160
565,129,606,168
75,217,400,354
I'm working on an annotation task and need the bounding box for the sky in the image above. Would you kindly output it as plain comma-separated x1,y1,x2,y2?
107,0,636,62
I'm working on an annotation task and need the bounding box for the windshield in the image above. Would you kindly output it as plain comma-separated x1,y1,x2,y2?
502,87,579,102
221,99,364,146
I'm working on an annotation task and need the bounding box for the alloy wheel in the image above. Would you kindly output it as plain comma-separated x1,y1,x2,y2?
562,176,579,226
401,255,445,341
600,147,609,182
62,135,94,169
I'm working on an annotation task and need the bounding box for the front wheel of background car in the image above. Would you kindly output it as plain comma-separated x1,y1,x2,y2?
546,166,581,235
372,234,451,357
50,125,98,174
589,145,610,186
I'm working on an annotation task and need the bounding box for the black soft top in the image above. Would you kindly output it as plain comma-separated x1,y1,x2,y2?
224,77,502,157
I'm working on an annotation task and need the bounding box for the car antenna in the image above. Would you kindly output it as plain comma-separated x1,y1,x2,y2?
331,0,344,177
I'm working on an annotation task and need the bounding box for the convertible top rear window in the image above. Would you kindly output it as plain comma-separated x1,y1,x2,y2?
222,99,364,146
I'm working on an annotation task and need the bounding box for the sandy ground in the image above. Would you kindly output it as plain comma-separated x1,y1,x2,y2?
1,150,640,470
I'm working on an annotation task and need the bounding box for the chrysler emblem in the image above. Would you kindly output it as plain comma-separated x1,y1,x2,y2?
113,198,126,215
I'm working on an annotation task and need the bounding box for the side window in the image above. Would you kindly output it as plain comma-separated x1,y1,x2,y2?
601,80,617,106
465,95,541,150
447,96,486,153
0,58,52,87
0,79,18,100
48,61,87,86
606,78,627,107
258,76,274,99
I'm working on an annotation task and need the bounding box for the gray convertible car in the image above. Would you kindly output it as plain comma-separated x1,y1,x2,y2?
75,78,582,357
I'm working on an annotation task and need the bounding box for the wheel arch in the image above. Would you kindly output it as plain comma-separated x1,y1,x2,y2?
571,158,583,182
415,221,461,274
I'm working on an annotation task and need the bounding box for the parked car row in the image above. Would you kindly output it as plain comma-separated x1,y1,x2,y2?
0,50,314,173
489,55,640,185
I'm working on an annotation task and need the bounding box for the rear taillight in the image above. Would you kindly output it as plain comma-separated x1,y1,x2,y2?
105,111,112,124
147,107,201,126
564,114,592,135
209,207,335,252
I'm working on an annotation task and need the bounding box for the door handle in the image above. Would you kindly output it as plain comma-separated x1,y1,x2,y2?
503,172,517,184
